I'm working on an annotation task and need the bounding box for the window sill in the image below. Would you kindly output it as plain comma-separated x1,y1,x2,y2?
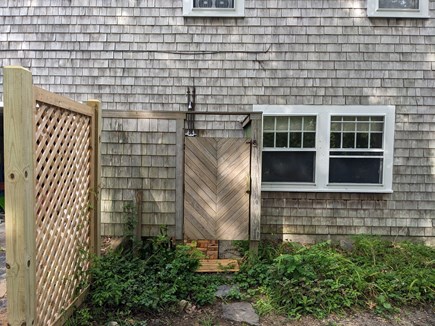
368,12,430,18
183,10,245,17
262,183,393,194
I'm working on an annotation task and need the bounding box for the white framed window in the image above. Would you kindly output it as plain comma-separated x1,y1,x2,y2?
367,0,429,18
254,105,396,193
183,0,245,17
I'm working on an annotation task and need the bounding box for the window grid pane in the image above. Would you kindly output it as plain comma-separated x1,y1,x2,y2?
276,117,289,130
263,116,275,131
263,116,316,149
276,133,288,147
330,116,384,150
263,133,275,147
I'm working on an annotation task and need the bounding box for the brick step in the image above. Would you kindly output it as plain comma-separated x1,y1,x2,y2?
185,239,219,259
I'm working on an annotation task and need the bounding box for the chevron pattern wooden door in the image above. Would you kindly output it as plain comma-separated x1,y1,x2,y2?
184,137,251,240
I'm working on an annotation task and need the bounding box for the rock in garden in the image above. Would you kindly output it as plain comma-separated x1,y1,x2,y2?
178,299,195,313
178,299,189,312
215,284,239,298
222,302,260,326
106,322,119,326
340,239,354,252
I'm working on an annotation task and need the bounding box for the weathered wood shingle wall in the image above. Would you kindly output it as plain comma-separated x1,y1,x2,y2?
101,117,178,236
0,0,434,242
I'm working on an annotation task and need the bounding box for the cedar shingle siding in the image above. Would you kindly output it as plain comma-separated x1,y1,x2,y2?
1,0,434,243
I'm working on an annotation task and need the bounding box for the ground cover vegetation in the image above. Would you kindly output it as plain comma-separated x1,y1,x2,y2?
67,233,434,325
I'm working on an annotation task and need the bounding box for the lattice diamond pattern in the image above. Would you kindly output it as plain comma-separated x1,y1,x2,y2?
34,101,92,325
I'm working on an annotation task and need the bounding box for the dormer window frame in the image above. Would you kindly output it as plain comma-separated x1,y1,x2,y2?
367,0,429,18
183,0,245,17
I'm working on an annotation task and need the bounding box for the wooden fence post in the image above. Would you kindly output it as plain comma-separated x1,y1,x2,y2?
135,190,143,242
175,118,185,241
4,66,37,325
86,99,102,256
250,112,263,253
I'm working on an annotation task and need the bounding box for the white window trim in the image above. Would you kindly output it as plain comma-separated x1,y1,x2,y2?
367,0,429,18
183,0,245,17
254,105,396,193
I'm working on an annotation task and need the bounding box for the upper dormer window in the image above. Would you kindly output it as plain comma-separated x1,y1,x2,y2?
367,0,429,18
183,0,245,17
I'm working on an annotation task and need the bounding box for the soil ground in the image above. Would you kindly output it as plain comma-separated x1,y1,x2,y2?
142,303,435,326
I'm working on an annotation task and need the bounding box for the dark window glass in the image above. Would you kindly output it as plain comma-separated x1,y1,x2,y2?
329,158,383,184
263,133,274,147
379,0,419,9
289,132,302,148
303,132,316,148
263,151,315,183
356,133,369,148
342,133,355,148
370,133,383,149
276,133,288,147
330,133,341,148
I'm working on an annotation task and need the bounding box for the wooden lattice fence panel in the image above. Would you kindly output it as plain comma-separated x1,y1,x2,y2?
34,98,92,325
4,67,101,326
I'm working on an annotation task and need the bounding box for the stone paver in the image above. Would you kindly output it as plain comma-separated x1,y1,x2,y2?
222,302,260,326
215,284,240,299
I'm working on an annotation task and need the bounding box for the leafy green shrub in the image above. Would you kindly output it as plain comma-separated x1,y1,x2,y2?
265,241,364,318
350,236,435,312
89,236,223,316
235,236,435,319
70,235,434,323
234,240,299,291
65,307,93,326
